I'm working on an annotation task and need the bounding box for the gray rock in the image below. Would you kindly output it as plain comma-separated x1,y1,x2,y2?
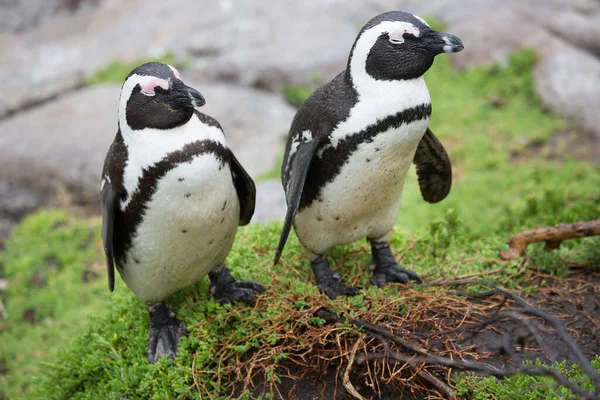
196,81,295,178
0,0,219,117
0,0,391,117
0,85,119,198
534,40,600,135
544,10,600,57
438,2,600,137
448,9,545,70
0,171,58,241
253,180,287,224
0,0,101,34
184,0,365,91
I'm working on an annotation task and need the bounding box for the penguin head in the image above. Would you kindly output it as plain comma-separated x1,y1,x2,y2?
118,62,206,131
349,11,464,82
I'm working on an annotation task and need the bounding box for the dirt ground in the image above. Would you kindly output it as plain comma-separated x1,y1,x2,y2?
240,266,600,400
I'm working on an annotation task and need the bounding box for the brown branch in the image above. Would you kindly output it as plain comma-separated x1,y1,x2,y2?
431,279,600,397
343,338,367,400
500,219,600,260
356,351,598,400
319,279,600,399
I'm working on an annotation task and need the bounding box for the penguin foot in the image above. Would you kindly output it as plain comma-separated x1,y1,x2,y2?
370,263,422,288
147,302,187,364
370,241,422,288
209,266,266,304
312,256,360,299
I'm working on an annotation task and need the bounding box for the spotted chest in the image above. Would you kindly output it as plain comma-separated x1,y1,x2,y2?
294,114,430,255
119,154,240,302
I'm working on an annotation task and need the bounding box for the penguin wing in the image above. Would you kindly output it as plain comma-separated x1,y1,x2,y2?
228,150,256,226
413,128,452,203
274,139,320,265
101,180,118,292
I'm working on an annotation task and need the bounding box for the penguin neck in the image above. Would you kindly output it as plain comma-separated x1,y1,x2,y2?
118,113,227,208
346,59,431,115
345,64,431,124
119,113,226,155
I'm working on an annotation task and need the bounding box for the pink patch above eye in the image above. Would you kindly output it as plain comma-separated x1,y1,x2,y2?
140,78,169,96
389,25,421,42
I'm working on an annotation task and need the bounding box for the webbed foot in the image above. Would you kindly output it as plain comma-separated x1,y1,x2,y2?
312,256,360,299
370,241,422,288
209,266,265,304
147,302,187,364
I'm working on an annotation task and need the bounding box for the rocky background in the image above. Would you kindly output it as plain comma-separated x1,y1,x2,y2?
0,0,599,245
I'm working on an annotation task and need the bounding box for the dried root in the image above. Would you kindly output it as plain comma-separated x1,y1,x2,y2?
500,219,600,260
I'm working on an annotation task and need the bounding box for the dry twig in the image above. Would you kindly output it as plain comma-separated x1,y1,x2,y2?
500,218,600,260
314,279,600,399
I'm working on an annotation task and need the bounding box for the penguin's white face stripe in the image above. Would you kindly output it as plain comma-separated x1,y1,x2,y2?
333,20,431,151
119,74,169,127
168,65,183,80
349,21,426,93
413,14,430,27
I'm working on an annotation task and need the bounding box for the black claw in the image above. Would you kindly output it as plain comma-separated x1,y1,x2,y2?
371,264,422,287
209,266,265,304
312,256,360,299
370,242,422,288
147,302,187,364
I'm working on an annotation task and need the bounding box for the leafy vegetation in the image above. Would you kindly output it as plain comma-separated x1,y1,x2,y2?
0,211,106,398
282,85,315,108
86,52,179,86
456,358,600,400
1,46,599,399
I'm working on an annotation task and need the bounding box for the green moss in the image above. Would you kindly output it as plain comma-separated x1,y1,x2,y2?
86,53,179,86
282,85,314,108
0,210,107,398
456,358,600,399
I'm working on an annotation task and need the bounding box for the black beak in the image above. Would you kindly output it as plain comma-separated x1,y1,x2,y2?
186,86,206,108
427,31,464,55
172,80,206,108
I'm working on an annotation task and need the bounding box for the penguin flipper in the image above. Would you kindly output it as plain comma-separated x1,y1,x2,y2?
413,128,452,203
101,180,118,292
228,149,256,226
274,140,319,265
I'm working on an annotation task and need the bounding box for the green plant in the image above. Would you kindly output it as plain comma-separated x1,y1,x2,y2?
86,53,180,86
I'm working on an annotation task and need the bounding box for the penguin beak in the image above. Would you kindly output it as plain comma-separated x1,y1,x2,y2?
426,31,464,55
171,80,206,108
185,86,206,108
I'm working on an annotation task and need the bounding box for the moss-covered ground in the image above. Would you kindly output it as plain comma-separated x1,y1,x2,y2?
1,50,599,399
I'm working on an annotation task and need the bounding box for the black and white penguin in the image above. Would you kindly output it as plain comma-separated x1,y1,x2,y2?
274,12,463,299
101,62,265,363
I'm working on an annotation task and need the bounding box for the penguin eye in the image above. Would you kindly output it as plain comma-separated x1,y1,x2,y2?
389,36,404,45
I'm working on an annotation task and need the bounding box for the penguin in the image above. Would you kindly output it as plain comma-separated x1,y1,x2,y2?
101,62,265,363
274,12,463,299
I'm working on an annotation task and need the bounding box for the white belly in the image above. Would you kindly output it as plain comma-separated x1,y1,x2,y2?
120,154,240,302
294,119,428,255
